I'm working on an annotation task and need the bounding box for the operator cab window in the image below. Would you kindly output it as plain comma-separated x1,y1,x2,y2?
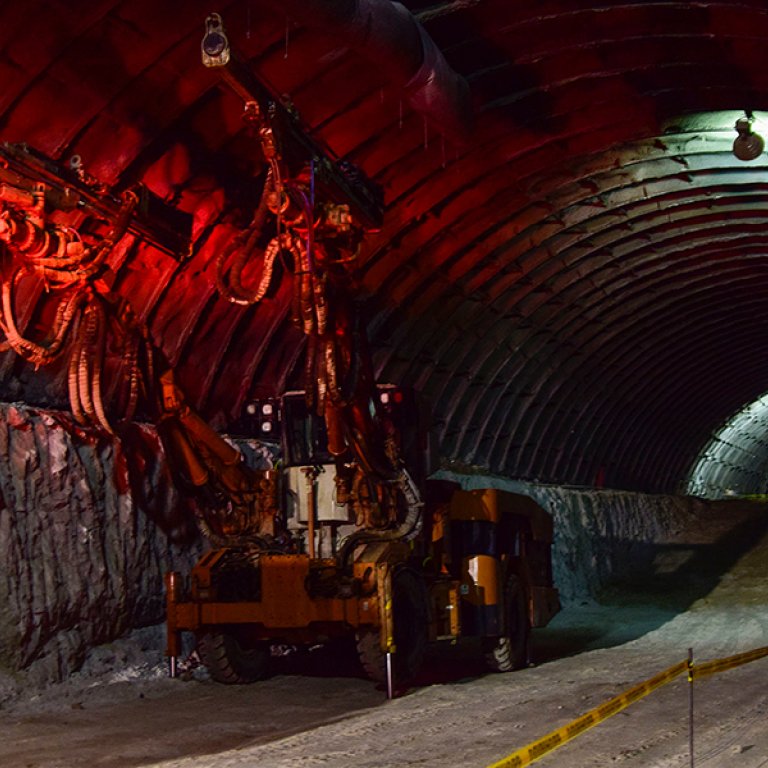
282,394,332,467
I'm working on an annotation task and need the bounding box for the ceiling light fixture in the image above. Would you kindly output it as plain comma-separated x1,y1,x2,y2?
732,111,764,161
201,13,230,68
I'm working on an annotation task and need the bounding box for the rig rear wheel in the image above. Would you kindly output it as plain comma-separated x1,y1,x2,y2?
483,574,530,672
198,630,270,684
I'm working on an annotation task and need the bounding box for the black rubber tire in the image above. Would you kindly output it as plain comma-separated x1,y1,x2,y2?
198,630,270,684
356,629,388,683
356,567,429,685
484,574,530,672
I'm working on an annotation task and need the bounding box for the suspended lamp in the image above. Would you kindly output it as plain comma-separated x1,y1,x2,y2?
733,113,764,161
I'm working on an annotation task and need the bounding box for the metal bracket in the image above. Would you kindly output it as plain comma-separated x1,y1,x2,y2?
201,14,384,230
0,142,192,258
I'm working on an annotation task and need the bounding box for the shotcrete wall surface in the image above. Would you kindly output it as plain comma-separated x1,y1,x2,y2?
0,402,203,684
435,470,706,603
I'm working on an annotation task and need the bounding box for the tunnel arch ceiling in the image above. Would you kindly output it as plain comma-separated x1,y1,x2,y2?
3,1,768,494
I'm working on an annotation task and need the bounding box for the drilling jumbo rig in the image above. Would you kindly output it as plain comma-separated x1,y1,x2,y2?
162,15,560,689
0,14,560,691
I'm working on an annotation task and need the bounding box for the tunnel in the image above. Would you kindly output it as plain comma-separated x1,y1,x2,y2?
0,2,767,767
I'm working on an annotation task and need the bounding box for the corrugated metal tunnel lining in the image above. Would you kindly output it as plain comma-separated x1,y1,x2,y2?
2,1,768,493
688,391,768,498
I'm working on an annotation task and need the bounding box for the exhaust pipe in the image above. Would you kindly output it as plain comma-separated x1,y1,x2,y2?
265,0,473,144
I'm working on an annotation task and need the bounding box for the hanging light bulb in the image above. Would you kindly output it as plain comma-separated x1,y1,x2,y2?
733,113,764,161
201,13,230,68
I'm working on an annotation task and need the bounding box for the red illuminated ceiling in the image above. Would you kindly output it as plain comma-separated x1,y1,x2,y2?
3,0,768,492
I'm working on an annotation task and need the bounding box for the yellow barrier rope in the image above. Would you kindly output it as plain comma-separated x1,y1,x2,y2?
694,645,768,679
486,660,688,768
486,644,768,768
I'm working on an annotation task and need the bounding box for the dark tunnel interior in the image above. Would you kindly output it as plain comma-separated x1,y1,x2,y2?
3,1,768,498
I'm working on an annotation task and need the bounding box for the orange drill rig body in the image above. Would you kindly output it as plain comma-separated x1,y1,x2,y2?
164,387,560,686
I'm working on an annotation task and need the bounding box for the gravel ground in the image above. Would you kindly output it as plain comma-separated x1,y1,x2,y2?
1,502,766,768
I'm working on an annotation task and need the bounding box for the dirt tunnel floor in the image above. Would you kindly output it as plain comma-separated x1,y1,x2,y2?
1,500,767,768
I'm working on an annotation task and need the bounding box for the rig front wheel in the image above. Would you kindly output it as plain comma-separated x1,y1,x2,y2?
198,630,270,684
356,567,429,685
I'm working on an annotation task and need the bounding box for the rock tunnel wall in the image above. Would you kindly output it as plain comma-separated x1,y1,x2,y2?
436,471,706,604
0,402,203,684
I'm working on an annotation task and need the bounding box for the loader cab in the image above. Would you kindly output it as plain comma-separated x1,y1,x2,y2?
243,392,343,551
280,393,333,467
243,386,431,557
244,385,425,472
237,392,334,465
